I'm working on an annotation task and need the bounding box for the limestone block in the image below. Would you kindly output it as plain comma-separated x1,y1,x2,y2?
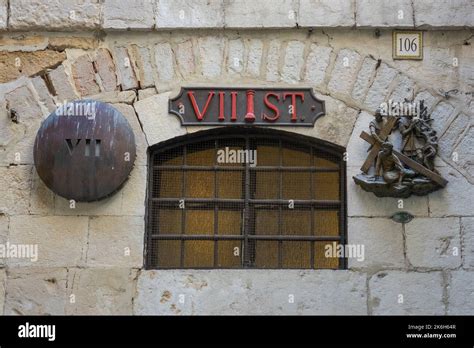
364,63,398,112
272,95,358,147
4,85,43,125
461,218,474,268
8,216,89,267
389,75,415,103
306,97,358,147
429,166,474,217
0,36,48,51
0,166,32,215
425,47,458,83
0,114,40,166
198,37,225,78
87,216,144,267
244,39,263,78
299,0,355,27
459,45,474,87
48,65,78,102
346,111,373,167
246,270,367,315
175,40,196,78
328,49,362,97
430,102,455,135
351,57,377,102
121,165,147,216
130,45,156,89
113,47,139,90
31,76,57,113
87,91,136,105
439,113,469,159
452,127,474,179
0,0,6,30
112,103,147,165
356,0,414,28
414,0,474,28
138,88,157,100
29,169,55,215
281,41,305,83
0,269,5,314
369,271,444,315
9,0,101,30
225,0,296,28
134,270,367,315
5,268,68,315
347,166,429,217
48,37,98,51
304,45,332,88
405,218,461,269
94,48,119,92
0,50,67,84
348,218,405,270
156,0,224,28
0,215,8,268
413,90,438,113
227,39,244,75
54,192,122,216
104,0,155,30
265,40,282,82
134,92,186,146
448,270,474,314
0,215,8,242
67,268,137,315
72,54,100,97
154,42,175,82
0,101,13,148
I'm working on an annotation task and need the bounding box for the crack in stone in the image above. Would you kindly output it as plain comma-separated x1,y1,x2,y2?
441,271,450,315
6,0,10,29
353,0,357,29
401,223,414,269
460,217,466,269
130,268,140,315
131,102,148,146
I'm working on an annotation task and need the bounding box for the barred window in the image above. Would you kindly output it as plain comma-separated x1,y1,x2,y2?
145,128,346,269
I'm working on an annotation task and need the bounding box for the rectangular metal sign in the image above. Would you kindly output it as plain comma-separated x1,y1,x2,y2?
169,87,325,126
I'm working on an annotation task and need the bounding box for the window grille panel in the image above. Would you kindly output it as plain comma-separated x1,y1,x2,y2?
146,129,346,269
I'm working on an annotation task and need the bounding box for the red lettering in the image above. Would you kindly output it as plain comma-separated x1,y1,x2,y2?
230,92,238,121
187,91,215,121
283,92,304,122
245,90,256,122
262,93,280,122
218,91,225,121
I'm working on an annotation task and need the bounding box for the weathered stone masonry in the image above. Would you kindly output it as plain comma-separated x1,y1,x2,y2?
0,0,473,315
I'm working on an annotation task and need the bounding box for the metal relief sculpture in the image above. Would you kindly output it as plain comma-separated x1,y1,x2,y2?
353,101,448,198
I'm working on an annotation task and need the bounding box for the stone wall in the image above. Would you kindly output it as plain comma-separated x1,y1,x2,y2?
1,0,473,30
0,1,473,315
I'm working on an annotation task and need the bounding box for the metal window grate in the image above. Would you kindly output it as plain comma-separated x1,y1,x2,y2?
145,128,347,269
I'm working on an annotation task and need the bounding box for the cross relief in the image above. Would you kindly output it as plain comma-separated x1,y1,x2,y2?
353,101,448,198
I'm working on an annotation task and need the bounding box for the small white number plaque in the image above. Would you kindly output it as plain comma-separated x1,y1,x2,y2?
393,31,423,60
